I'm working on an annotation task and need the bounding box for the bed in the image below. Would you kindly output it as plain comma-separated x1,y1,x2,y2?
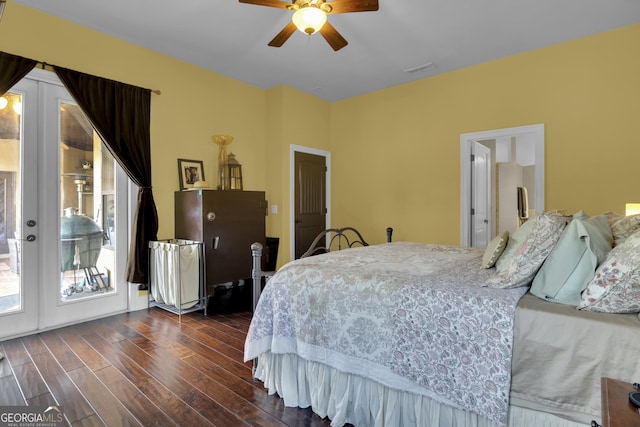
244,212,640,426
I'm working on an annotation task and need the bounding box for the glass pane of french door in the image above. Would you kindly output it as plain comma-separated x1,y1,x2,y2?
0,92,24,315
59,102,116,301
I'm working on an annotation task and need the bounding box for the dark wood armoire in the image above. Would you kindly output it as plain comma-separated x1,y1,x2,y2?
174,190,267,295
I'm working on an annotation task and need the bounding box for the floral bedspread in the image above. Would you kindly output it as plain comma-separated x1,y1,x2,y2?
245,242,527,425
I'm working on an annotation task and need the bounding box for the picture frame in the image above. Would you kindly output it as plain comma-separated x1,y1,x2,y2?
177,159,205,190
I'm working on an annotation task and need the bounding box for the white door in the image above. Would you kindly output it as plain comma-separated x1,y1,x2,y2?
471,141,491,248
0,69,129,340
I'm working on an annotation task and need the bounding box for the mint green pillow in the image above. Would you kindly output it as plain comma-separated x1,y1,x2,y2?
530,215,613,305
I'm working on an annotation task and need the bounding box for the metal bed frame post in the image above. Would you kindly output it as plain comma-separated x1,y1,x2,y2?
250,242,263,377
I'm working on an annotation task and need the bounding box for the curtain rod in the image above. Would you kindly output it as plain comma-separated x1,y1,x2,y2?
36,61,161,95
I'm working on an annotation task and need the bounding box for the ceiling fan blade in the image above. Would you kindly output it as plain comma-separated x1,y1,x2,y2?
238,0,291,9
268,22,297,47
319,21,348,51
327,0,378,14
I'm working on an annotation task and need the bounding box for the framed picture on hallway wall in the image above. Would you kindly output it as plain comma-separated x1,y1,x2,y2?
177,159,205,190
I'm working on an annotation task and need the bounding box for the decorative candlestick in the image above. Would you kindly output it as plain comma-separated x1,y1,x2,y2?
211,135,233,190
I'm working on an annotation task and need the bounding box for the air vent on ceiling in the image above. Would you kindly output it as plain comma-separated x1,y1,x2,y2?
404,62,437,74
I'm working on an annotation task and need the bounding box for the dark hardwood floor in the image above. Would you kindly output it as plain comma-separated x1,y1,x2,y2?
0,308,332,426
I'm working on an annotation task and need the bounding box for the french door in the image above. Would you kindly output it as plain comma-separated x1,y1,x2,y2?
0,68,129,340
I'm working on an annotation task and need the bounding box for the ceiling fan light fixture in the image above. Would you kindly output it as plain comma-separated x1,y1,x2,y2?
292,6,327,35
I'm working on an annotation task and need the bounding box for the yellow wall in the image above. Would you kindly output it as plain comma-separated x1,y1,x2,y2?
265,85,331,264
1,3,268,241
2,2,639,264
331,23,640,245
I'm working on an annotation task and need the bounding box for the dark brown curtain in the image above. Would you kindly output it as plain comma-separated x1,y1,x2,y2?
0,51,37,95
54,66,158,285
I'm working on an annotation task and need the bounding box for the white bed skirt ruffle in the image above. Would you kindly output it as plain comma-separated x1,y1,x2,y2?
255,352,587,427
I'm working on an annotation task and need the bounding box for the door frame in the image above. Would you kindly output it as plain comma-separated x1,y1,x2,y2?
460,124,544,246
289,144,330,261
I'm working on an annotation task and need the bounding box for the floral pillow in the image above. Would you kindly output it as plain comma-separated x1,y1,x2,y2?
604,212,640,246
485,211,570,289
578,230,640,313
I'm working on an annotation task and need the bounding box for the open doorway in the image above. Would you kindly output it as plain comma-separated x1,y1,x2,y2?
460,124,544,247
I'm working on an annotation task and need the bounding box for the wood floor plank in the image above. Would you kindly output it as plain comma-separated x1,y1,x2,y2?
2,338,33,366
151,307,208,330
138,324,330,427
72,414,106,427
199,314,251,342
26,392,58,406
66,365,141,427
157,341,320,426
152,313,247,366
83,333,215,427
54,328,111,372
107,338,251,427
0,309,332,427
91,365,176,427
134,343,285,427
30,349,96,424
20,334,50,356
40,330,85,372
0,344,14,379
141,312,253,378
2,339,50,403
0,372,26,405
11,362,49,403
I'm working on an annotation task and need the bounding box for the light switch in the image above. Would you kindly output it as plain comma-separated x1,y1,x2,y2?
271,204,278,215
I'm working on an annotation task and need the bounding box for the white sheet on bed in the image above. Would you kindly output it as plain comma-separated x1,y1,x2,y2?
245,242,527,425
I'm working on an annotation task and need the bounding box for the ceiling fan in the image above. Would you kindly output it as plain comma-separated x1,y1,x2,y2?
239,0,379,51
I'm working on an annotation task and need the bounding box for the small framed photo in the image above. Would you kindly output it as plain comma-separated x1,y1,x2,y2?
177,159,205,190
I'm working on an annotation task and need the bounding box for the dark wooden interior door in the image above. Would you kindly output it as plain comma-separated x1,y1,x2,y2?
0,171,16,255
294,151,326,259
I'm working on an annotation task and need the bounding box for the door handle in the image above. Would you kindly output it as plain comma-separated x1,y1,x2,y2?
26,234,36,242
26,219,37,227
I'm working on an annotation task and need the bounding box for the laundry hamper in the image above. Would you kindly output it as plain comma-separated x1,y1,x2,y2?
148,239,206,317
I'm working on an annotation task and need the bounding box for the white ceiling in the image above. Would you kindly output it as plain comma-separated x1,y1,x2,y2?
12,0,640,102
